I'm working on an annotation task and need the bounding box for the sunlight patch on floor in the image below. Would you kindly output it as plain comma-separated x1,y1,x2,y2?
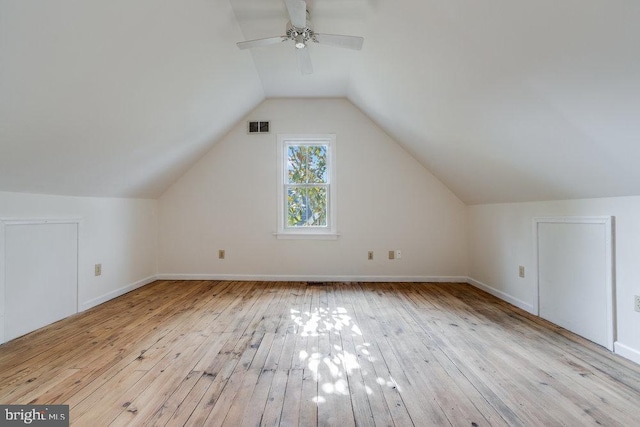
290,306,398,403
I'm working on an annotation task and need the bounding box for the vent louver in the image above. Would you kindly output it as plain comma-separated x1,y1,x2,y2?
248,121,270,134
306,281,327,286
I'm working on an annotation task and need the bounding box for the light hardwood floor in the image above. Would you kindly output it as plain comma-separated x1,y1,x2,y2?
0,281,639,426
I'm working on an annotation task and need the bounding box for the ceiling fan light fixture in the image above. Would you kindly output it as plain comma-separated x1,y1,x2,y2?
295,34,306,49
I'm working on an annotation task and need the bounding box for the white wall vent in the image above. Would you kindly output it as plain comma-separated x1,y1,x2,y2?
248,121,270,134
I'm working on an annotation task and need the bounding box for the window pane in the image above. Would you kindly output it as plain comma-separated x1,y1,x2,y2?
287,145,306,184
287,186,327,227
287,145,328,184
306,145,327,183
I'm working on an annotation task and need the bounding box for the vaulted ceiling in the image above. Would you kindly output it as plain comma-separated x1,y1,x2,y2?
2,0,639,204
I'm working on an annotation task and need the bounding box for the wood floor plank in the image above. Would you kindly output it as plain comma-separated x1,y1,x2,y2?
315,286,355,427
0,280,639,427
339,285,413,427
143,333,232,427
259,369,289,426
71,368,147,425
280,368,303,427
398,282,633,425
328,285,377,427
223,333,276,425
388,284,509,426
381,285,506,416
0,281,210,399
353,284,451,426
239,369,275,427
192,332,265,427
299,287,320,427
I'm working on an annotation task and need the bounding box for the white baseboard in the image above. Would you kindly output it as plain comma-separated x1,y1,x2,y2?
466,277,535,314
79,275,157,312
614,341,640,365
156,273,469,283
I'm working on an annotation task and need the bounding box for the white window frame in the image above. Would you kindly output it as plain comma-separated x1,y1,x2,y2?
276,134,338,240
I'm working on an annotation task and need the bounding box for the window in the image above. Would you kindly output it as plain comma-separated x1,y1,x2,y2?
277,134,337,239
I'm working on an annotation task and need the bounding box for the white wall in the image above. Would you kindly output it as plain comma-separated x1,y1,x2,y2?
158,98,467,281
0,191,158,311
468,197,640,363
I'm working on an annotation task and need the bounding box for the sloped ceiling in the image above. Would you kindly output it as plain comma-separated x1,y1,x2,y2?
0,0,264,198
348,0,640,204
2,0,639,204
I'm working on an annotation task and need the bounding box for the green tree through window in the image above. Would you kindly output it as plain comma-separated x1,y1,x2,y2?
286,145,328,227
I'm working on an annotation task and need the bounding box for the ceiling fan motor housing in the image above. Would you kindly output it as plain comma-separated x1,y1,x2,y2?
286,18,315,48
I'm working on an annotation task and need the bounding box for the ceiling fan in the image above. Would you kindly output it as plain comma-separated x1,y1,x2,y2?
236,0,364,75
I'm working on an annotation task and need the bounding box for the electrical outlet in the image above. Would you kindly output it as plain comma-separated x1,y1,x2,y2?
367,251,374,260
218,249,225,260
388,250,395,260
94,263,102,276
395,250,402,259
635,295,640,312
519,266,525,278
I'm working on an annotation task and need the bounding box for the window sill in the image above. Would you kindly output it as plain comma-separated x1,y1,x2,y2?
274,232,340,240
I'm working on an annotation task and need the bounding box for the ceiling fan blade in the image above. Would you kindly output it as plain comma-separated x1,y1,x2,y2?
314,33,364,50
296,47,313,75
237,36,287,50
285,0,307,28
